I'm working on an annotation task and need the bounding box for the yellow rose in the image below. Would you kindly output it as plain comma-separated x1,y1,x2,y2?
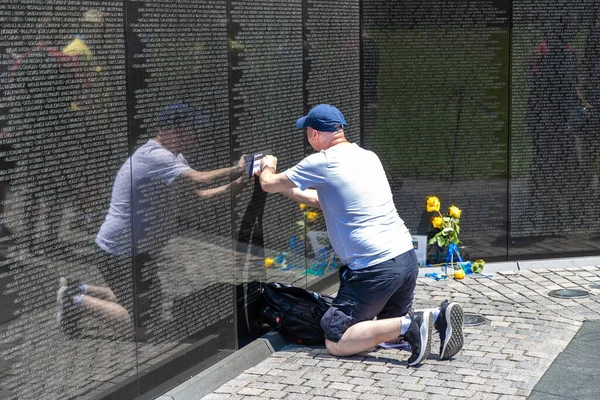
453,268,465,279
448,206,462,219
426,196,440,212
306,211,319,222
431,216,444,229
264,258,275,268
299,204,306,211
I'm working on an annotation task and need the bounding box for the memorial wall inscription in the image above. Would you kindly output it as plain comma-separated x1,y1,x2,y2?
1,1,134,399
126,0,235,351
362,0,510,258
229,0,304,269
510,0,600,248
306,0,360,144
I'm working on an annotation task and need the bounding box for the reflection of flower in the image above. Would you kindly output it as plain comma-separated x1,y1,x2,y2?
306,211,319,223
299,203,306,211
426,196,440,212
431,216,443,229
264,258,275,268
448,206,462,219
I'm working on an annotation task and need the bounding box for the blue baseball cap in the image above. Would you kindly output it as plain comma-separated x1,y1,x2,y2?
296,104,348,132
158,103,209,131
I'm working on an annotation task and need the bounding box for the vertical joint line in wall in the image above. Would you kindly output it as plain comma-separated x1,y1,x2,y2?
226,0,239,350
121,0,141,387
359,0,364,148
506,0,513,261
302,0,309,276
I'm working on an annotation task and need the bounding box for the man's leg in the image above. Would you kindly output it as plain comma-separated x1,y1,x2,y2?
79,295,130,325
321,254,432,365
325,317,405,356
325,310,433,366
86,284,118,303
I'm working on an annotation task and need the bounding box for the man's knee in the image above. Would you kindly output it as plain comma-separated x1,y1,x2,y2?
321,306,352,343
325,338,345,356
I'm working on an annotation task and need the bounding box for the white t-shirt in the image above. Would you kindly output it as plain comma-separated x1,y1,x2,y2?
284,143,413,270
96,139,191,256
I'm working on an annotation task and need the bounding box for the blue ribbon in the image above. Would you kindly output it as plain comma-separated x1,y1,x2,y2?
445,243,464,264
425,272,447,281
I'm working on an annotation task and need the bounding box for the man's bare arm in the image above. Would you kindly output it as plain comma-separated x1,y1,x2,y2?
259,168,297,193
180,155,245,184
280,188,320,208
194,176,245,199
180,167,236,184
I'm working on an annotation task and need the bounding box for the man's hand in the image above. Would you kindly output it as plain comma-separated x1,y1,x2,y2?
236,155,246,171
260,155,278,174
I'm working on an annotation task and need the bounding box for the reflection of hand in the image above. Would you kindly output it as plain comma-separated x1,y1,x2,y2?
261,155,278,173
237,155,246,170
231,175,246,194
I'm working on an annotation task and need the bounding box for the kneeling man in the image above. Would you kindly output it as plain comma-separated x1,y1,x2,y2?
258,104,464,365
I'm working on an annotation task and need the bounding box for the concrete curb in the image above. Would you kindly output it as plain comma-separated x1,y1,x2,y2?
156,332,288,400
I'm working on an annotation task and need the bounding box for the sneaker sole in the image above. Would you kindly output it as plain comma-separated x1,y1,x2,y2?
440,303,464,360
409,311,432,366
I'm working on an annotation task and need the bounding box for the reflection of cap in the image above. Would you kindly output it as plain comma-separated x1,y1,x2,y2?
296,104,348,132
158,103,209,131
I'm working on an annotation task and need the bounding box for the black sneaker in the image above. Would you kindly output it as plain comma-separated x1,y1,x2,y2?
56,277,82,337
403,310,433,366
434,300,464,360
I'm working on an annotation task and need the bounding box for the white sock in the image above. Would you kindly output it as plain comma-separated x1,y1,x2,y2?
433,307,441,322
78,284,88,295
400,316,412,335
72,294,85,305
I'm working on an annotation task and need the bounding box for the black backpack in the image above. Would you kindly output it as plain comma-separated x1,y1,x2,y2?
260,282,333,345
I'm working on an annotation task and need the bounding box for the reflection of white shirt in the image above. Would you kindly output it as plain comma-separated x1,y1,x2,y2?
96,140,191,256
284,143,413,270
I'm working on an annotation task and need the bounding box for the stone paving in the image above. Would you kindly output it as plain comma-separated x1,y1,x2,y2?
203,266,600,400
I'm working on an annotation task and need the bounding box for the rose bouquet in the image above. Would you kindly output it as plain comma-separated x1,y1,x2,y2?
426,196,462,248
424,196,487,278
425,196,463,276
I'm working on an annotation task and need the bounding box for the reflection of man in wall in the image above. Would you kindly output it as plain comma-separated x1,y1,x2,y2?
57,104,246,339
258,104,464,366
526,16,583,232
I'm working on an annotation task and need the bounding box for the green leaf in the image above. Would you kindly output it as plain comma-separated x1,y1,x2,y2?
436,236,443,247
442,227,454,234
428,237,437,245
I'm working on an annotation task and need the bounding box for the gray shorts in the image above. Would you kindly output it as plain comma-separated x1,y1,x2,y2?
320,249,419,342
